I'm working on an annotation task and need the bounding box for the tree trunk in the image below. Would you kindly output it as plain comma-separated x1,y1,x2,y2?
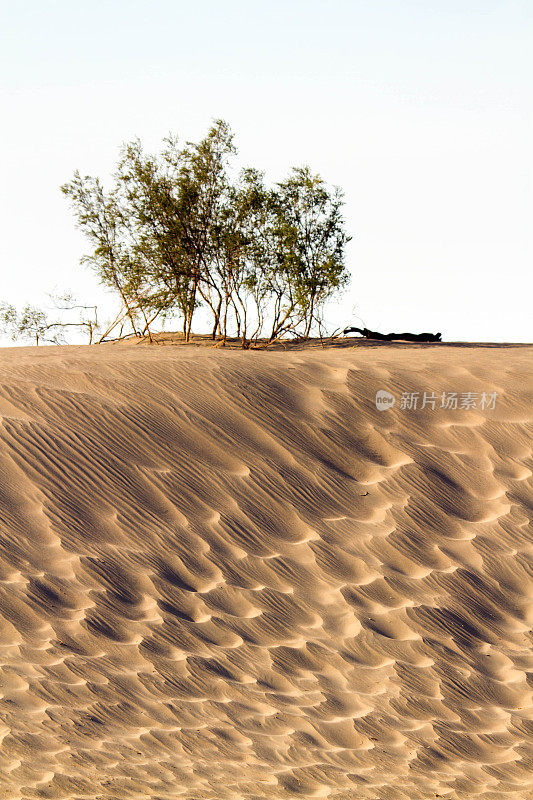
140,307,153,343
222,297,229,346
211,296,222,340
271,303,294,340
113,276,138,337
185,278,198,343
304,292,317,337
270,293,281,340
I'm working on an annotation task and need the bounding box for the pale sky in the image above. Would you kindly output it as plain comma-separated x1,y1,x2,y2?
1,1,531,343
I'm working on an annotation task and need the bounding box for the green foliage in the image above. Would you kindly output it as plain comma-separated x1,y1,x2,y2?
0,302,60,345
0,295,100,346
272,167,352,336
62,120,352,344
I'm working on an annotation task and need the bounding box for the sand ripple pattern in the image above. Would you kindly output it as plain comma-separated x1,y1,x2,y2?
0,344,531,800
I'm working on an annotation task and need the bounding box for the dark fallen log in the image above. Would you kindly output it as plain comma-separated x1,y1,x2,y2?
343,326,442,342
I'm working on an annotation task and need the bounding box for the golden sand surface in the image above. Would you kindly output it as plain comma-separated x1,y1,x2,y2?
0,343,531,800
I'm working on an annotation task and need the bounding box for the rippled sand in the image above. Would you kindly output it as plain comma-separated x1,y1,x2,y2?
0,343,531,799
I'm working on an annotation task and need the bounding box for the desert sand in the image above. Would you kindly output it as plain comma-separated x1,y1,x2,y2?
0,341,531,800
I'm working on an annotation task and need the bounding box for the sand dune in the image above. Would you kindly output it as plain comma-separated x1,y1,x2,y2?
0,342,531,799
